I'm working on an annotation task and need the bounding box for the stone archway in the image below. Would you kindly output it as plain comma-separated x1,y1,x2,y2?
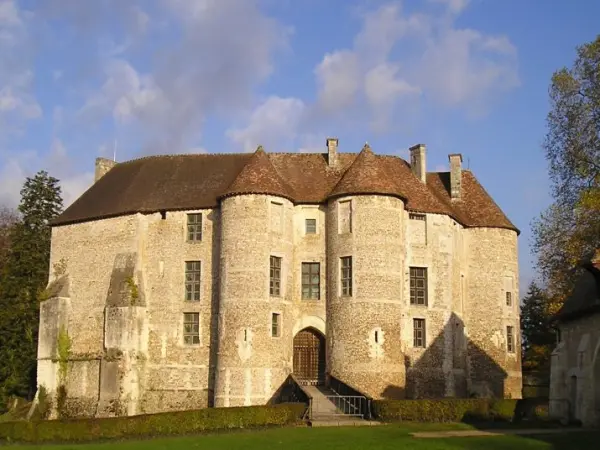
293,328,325,386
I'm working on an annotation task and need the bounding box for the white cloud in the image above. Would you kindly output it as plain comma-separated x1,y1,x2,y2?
314,1,518,126
227,96,306,152
72,0,290,153
315,51,360,112
0,140,93,208
429,0,471,14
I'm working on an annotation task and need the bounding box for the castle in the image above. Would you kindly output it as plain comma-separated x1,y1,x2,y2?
36,139,521,417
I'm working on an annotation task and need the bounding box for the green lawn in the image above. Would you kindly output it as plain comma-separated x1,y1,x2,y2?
2,424,597,450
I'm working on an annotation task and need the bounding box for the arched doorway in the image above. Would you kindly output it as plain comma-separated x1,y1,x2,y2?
293,328,325,385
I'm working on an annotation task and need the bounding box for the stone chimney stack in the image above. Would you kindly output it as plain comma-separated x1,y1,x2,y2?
409,144,427,183
95,157,117,182
327,137,338,167
449,153,463,199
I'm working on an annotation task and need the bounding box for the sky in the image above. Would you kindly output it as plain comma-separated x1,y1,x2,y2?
0,0,599,296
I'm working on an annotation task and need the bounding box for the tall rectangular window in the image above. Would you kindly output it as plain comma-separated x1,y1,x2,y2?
270,202,283,233
271,313,281,337
302,262,320,300
341,256,352,297
338,200,352,234
507,326,515,353
413,318,426,348
410,267,428,306
183,313,200,345
506,292,512,306
305,218,317,234
187,213,202,241
270,256,281,296
185,261,201,301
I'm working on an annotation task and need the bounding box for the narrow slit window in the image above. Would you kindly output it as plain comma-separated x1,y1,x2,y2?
341,256,353,297
507,326,515,353
506,291,512,306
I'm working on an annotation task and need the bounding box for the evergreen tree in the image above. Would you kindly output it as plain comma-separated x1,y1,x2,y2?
520,281,557,371
0,171,63,407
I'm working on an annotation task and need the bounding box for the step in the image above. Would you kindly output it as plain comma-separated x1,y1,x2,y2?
310,419,382,427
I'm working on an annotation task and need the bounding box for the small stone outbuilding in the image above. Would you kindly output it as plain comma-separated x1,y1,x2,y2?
550,250,600,426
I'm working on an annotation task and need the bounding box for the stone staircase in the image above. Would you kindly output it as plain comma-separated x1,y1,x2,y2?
303,385,380,427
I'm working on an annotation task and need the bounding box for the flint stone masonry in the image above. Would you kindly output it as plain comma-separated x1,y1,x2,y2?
37,150,521,417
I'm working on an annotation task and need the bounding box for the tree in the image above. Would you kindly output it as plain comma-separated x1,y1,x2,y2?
520,281,556,371
0,171,63,407
0,207,19,275
533,35,600,309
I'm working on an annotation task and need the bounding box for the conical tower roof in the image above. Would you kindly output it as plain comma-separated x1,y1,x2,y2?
220,146,295,201
328,144,406,200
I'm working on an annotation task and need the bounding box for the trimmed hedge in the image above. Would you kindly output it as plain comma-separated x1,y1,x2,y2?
372,398,518,423
0,403,306,444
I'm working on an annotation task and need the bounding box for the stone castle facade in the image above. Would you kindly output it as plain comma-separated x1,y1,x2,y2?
36,139,521,417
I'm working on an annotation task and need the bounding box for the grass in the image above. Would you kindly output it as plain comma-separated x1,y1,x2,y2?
1,423,597,450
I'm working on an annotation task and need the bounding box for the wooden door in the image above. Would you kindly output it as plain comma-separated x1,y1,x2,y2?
293,328,325,385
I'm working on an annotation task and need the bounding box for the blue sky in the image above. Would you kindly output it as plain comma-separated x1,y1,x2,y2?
1,0,599,295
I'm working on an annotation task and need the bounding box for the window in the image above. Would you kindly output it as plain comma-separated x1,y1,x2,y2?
302,263,320,300
187,213,202,241
410,267,428,306
338,200,352,233
504,276,513,306
270,256,281,296
185,261,201,301
409,213,426,221
305,218,317,234
270,202,283,232
413,319,426,348
507,326,515,353
183,313,200,345
271,313,281,337
506,291,512,306
341,256,352,297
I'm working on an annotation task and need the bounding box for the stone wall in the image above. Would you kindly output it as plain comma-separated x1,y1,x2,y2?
38,193,521,416
464,227,521,399
550,313,600,426
215,195,295,407
327,195,406,399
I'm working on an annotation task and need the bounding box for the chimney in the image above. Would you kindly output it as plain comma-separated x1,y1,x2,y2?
95,157,117,182
449,153,463,199
326,137,338,167
409,144,427,183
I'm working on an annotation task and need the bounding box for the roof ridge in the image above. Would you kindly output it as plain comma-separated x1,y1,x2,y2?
328,145,406,200
220,147,295,201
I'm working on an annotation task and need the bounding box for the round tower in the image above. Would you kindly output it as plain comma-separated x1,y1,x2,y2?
214,148,295,407
326,145,407,399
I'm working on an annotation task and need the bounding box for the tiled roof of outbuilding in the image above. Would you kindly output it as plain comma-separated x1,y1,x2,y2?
52,145,519,234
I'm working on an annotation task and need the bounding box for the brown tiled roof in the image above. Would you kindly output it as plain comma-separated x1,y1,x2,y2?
220,147,294,201
52,148,519,234
328,144,406,200
426,171,519,233
557,252,600,322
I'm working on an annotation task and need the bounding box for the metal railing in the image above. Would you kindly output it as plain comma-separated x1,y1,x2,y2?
312,395,369,417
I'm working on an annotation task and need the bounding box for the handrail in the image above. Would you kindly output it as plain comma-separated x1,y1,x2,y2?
326,374,373,419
